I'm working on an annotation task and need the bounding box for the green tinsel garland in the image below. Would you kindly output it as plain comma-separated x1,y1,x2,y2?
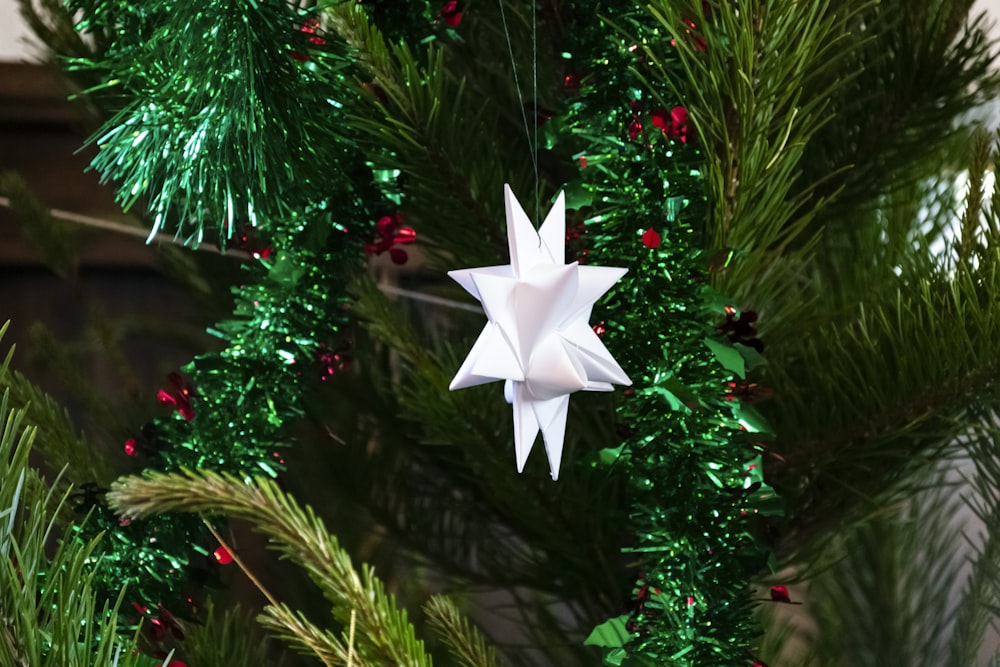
66,0,385,634
67,0,368,246
563,6,781,664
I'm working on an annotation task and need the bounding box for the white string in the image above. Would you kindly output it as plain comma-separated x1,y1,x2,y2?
379,284,483,313
0,197,482,314
0,196,232,256
496,0,540,223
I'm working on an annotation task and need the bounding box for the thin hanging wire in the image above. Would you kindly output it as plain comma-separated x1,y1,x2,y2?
497,0,541,223
531,0,538,223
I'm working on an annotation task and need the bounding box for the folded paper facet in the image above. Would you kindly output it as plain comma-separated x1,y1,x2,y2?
449,184,631,480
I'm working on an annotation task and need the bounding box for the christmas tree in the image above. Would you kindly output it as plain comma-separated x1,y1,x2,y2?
3,0,1000,664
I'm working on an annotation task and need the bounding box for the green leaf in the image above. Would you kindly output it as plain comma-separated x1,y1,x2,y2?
563,179,594,210
704,337,745,378
750,485,785,517
733,404,775,436
268,252,307,285
735,342,767,371
649,382,694,412
585,615,635,648
603,647,628,666
598,444,625,466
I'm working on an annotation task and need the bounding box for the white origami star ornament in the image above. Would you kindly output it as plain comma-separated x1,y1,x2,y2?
449,184,631,480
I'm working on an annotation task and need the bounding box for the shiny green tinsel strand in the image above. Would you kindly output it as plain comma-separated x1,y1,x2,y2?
563,4,779,664
67,0,362,245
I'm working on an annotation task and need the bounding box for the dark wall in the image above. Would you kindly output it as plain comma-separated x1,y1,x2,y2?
0,62,220,435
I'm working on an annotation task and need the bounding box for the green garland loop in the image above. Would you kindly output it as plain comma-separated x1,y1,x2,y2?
67,0,366,246
67,0,386,630
562,5,781,664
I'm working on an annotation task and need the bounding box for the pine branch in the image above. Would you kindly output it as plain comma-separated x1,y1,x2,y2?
0,193,239,257
257,603,362,667
0,171,79,279
765,129,1000,546
0,321,111,488
424,596,501,667
957,129,994,266
643,0,868,305
348,276,624,626
181,601,285,667
17,0,106,62
767,277,1000,544
781,481,986,666
108,469,434,667
0,368,113,487
348,275,437,371
797,1,1000,231
327,2,532,269
948,421,1000,666
19,322,124,436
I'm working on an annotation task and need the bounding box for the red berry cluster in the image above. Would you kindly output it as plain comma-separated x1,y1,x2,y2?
365,212,416,265
157,372,196,421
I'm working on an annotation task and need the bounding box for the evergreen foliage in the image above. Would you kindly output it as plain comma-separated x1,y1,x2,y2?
6,0,1000,665
108,468,498,667
178,602,286,667
0,325,141,666
0,171,79,279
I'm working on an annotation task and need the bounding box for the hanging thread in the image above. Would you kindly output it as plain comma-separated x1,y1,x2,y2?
531,0,538,222
497,0,540,223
